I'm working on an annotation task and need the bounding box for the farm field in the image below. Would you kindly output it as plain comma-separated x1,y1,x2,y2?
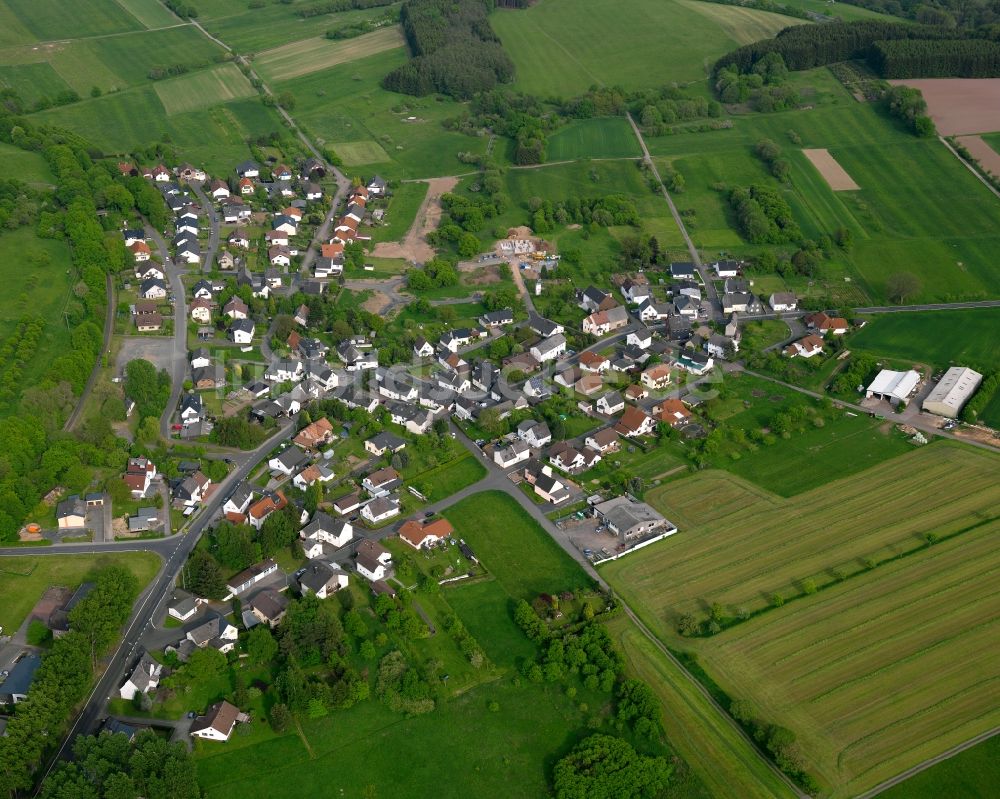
491,0,798,96
647,68,1000,304
603,441,1000,797
2,0,142,41
253,26,405,82
877,733,1000,799
154,63,256,115
34,91,283,175
0,26,224,96
546,117,641,160
0,552,161,633
849,308,1000,372
275,49,490,179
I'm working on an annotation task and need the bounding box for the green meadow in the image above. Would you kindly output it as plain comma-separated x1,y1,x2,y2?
647,67,1000,304
546,117,641,160
0,142,53,185
1,0,142,41
850,308,1000,372
492,0,798,96
154,63,256,115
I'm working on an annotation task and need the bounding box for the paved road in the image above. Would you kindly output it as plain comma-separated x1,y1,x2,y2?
187,180,219,274
146,226,190,439
299,187,353,277
64,273,114,432
34,419,296,782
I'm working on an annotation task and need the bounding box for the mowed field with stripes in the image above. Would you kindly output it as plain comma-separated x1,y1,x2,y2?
603,442,1000,797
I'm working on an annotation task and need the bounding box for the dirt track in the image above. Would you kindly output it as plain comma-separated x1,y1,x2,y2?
890,78,1000,135
370,176,457,263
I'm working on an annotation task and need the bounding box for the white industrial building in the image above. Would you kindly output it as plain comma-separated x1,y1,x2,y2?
866,369,921,406
922,366,982,418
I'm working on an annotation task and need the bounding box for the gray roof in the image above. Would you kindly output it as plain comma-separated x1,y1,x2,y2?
0,654,42,699
299,561,342,593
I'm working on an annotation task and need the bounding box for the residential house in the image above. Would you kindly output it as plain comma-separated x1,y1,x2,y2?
210,180,230,199
228,318,255,344
527,467,571,505
332,493,363,516
248,589,288,629
582,306,628,336
361,495,400,525
640,363,672,390
627,327,652,350
366,175,387,195
480,308,514,327
190,701,248,742
123,457,156,498
676,351,713,375
624,384,648,402
530,333,567,363
293,417,334,449
653,398,691,427
673,295,698,318
596,391,625,415
129,241,151,263
769,292,798,312
167,590,203,622
139,278,167,300
530,317,564,338
615,405,656,437
707,334,738,359
136,264,165,282
236,160,260,179
669,262,696,280
365,431,406,457
548,441,601,473
265,357,304,384
186,614,238,651
298,561,349,599
301,512,353,554
399,517,454,550
189,298,212,323
356,540,392,582
175,471,211,505
585,428,620,454
179,394,203,424
56,495,87,529
247,492,287,531
222,483,255,517
269,448,308,477
228,229,250,249
494,439,531,468
413,337,434,358
119,652,162,701
363,467,401,497
579,351,610,373
223,297,249,320
783,334,824,359
0,654,42,704
804,312,849,335
620,278,651,306
134,312,162,332
578,286,615,313
292,463,335,490
517,419,552,448
637,300,672,323
714,259,741,278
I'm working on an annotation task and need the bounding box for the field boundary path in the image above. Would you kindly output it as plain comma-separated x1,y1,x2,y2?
625,113,720,316
856,725,1000,799
63,273,113,432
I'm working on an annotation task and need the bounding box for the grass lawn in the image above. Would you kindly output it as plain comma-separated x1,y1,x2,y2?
0,552,161,633
646,69,1000,304
877,734,1000,799
444,579,537,668
0,141,53,185
492,0,798,96
849,308,1000,373
546,117,641,160
442,491,590,599
407,454,486,502
603,441,1000,797
368,182,427,244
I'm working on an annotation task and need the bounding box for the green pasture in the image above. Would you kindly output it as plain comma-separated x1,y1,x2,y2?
645,71,1000,303
0,2,36,46
442,491,589,599
0,63,70,106
113,0,180,28
850,308,1000,373
878,733,1000,799
34,90,281,173
0,26,223,96
0,142,54,185
202,4,401,54
276,48,489,179
2,0,142,40
770,0,896,20
331,139,391,166
492,0,798,96
253,26,403,82
154,63,256,115
546,117,641,160
0,552,161,633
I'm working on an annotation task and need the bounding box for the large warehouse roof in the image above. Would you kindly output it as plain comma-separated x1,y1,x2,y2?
867,369,920,402
922,366,983,418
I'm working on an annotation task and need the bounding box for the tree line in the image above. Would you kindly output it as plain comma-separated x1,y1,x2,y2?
297,0,393,16
0,567,139,796
382,0,515,99
715,19,1000,79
